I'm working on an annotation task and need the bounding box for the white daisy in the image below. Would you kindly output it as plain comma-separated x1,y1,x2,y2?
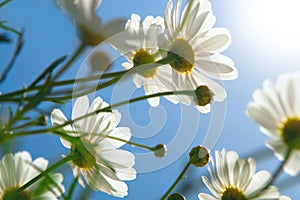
161,0,237,110
108,14,178,107
0,151,64,200
247,73,300,176
199,149,287,200
51,95,136,198
57,0,125,45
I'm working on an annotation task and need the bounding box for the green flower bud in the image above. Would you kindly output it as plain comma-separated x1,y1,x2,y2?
153,144,167,158
194,86,212,106
189,145,210,167
167,193,186,200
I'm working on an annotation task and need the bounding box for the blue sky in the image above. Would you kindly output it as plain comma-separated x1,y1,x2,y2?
1,0,300,199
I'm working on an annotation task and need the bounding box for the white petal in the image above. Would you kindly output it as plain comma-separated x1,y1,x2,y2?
50,109,73,148
100,127,132,149
247,104,279,133
252,186,280,199
198,193,218,200
101,18,126,39
245,170,271,196
283,150,300,176
266,140,288,160
72,95,89,131
99,149,135,168
199,28,231,54
196,54,237,80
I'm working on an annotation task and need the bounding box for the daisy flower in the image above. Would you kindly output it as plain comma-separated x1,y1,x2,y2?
0,151,64,199
199,149,288,200
51,95,136,198
57,0,125,45
108,14,178,107
160,0,237,109
247,73,300,176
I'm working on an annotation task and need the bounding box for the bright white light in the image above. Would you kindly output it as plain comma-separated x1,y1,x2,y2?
237,0,300,57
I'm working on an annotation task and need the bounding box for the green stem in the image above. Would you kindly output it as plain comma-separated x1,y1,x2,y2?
106,135,154,151
0,21,21,35
16,155,73,194
270,148,292,185
67,177,79,200
0,0,12,8
0,53,176,102
41,54,177,101
254,148,293,199
8,89,194,140
161,161,192,200
52,43,86,80
0,71,124,102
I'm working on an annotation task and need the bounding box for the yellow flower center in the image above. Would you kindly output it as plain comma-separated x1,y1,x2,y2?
221,187,247,200
167,38,195,74
2,187,32,200
71,139,96,169
279,116,300,150
132,49,157,78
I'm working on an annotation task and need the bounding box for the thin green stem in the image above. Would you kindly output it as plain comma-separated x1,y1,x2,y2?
0,53,176,102
52,43,86,80
0,21,21,35
0,31,23,84
67,130,156,152
0,71,124,102
253,148,293,199
0,0,12,8
67,177,79,200
106,135,154,151
7,89,194,143
16,155,73,194
41,54,177,101
161,161,192,200
46,76,121,101
270,148,292,185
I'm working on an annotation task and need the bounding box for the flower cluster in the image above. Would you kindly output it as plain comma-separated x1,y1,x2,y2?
107,0,237,113
0,0,298,199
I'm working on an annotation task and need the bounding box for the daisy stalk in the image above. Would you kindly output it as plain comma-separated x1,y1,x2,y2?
161,160,192,200
0,51,177,103
1,43,86,133
14,135,97,196
268,148,292,186
4,86,208,143
15,155,73,196
61,130,165,153
161,146,210,200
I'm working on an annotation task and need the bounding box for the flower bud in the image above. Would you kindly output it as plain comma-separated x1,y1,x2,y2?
153,144,167,158
90,51,111,72
189,145,210,167
168,193,186,200
194,86,212,106
79,26,105,46
36,115,48,126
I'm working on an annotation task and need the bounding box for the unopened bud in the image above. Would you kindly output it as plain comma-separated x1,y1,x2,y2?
153,144,167,158
168,193,186,200
37,115,48,126
79,26,104,46
189,145,210,167
194,86,212,106
90,51,111,72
